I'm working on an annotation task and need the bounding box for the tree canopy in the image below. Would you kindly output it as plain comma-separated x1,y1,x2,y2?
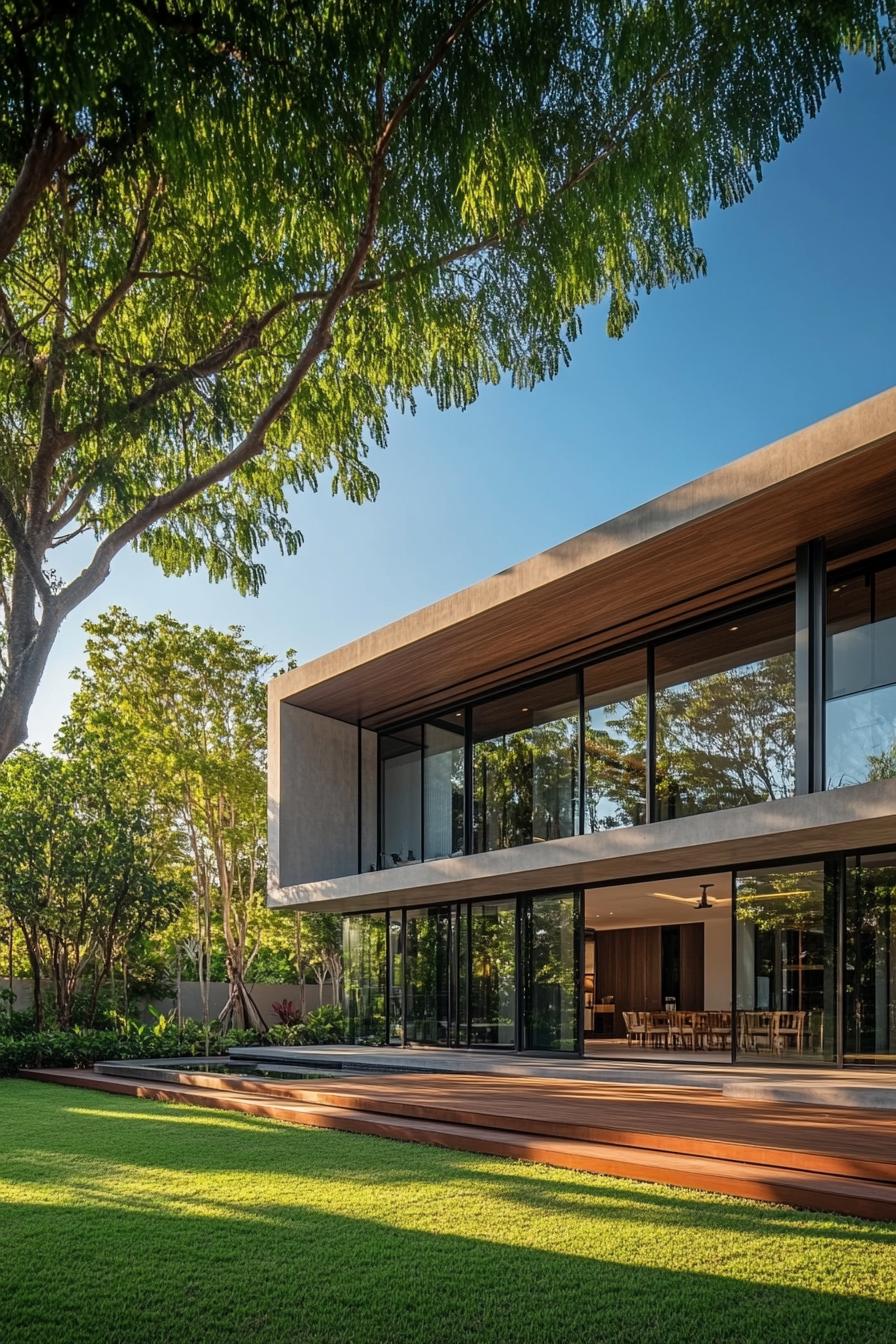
0,0,893,756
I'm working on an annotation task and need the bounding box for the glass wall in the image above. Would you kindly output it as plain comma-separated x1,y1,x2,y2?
342,913,387,1045
583,652,647,831
380,727,422,868
845,854,896,1064
472,675,579,852
655,603,796,820
388,913,403,1044
735,862,835,1062
424,716,465,859
826,562,896,788
469,899,517,1045
523,892,578,1051
404,905,452,1045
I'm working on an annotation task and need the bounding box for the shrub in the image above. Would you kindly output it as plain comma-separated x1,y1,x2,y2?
271,998,302,1026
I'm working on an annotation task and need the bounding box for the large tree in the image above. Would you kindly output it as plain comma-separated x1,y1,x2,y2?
60,607,279,1031
0,746,187,1027
0,2,892,757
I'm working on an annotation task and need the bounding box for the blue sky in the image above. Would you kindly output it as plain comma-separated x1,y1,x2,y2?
29,54,896,745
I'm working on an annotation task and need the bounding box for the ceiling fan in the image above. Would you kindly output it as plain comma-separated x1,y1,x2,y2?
652,884,730,907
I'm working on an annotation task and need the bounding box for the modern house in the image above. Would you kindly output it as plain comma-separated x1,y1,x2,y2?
268,387,896,1068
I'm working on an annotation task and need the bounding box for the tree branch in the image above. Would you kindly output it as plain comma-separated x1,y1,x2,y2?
0,112,83,266
0,486,51,605
57,0,493,617
67,178,163,349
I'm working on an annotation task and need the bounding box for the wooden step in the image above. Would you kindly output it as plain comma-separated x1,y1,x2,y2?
20,1068,896,1222
92,1063,896,1184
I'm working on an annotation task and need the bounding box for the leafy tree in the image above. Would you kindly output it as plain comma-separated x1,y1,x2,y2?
0,1,893,756
60,608,280,1031
0,746,187,1027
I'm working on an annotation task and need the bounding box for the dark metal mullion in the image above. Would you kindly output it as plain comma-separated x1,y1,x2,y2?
576,888,585,1058
646,643,657,824
577,666,585,835
419,729,426,863
836,855,848,1069
516,895,526,1052
356,723,363,874
401,907,407,1048
730,869,738,1065
375,732,383,870
466,899,472,1048
463,705,473,855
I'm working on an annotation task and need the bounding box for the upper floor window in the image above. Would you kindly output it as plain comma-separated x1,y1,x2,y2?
826,560,896,788
583,651,647,830
472,674,578,852
380,716,465,867
654,602,796,820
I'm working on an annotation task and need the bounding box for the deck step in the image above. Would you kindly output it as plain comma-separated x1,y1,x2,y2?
89,1062,896,1184
20,1068,896,1222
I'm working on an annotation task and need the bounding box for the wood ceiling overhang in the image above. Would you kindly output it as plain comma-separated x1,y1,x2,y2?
272,388,896,729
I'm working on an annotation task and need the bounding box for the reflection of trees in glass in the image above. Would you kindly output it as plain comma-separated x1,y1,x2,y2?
584,696,646,830
528,895,576,1051
471,903,516,1042
736,866,827,1024
847,862,896,1055
657,653,795,816
342,914,386,1045
473,718,578,850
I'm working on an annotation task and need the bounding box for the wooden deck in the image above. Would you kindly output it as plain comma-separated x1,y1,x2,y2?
21,1066,896,1222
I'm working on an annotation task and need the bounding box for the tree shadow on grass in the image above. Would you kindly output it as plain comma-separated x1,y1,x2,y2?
0,1186,894,1344
11,1090,892,1248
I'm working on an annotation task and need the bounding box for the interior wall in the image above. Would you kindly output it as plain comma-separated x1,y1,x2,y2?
703,918,732,1009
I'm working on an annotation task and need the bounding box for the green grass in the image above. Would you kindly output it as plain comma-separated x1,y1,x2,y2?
1,1080,895,1344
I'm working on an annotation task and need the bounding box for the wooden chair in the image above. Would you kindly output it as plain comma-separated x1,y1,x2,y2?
644,1012,671,1048
669,1011,698,1050
706,1010,731,1051
739,1011,772,1053
622,1011,646,1047
773,1011,806,1055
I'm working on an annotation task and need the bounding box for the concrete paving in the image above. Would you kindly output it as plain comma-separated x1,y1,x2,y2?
226,1043,896,1105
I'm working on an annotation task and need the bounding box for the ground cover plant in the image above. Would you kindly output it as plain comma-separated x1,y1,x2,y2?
1,1080,894,1344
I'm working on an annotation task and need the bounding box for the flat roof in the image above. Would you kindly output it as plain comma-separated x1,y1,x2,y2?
271,385,896,727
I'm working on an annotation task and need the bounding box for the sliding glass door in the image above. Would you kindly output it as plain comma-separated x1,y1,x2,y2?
846,854,896,1065
521,891,580,1051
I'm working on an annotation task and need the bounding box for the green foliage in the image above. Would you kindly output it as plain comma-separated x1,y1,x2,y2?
0,2,893,752
266,1005,347,1047
0,743,190,1027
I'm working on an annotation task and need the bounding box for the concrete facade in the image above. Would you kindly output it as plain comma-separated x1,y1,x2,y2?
268,386,896,915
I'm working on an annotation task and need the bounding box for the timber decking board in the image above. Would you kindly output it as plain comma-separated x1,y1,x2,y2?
19,1067,896,1222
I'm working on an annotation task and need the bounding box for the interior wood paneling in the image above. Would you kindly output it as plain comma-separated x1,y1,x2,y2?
679,923,705,1011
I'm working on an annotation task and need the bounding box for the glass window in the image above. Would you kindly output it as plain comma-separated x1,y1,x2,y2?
655,603,796,820
404,905,451,1045
735,863,835,1062
342,913,387,1045
388,913,403,1044
583,652,647,830
523,892,578,1051
470,899,516,1045
423,716,465,859
380,727,421,867
846,854,896,1064
826,562,896,788
472,675,579,852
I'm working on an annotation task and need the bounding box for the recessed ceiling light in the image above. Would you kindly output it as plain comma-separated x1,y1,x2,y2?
729,625,739,631
833,586,842,593
521,707,529,712
455,712,462,717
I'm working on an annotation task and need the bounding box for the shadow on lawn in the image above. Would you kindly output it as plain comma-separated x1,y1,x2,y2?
3,1087,895,1250
1,1178,895,1344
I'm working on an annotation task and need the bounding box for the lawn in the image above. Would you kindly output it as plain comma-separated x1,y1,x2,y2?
1,1081,895,1344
